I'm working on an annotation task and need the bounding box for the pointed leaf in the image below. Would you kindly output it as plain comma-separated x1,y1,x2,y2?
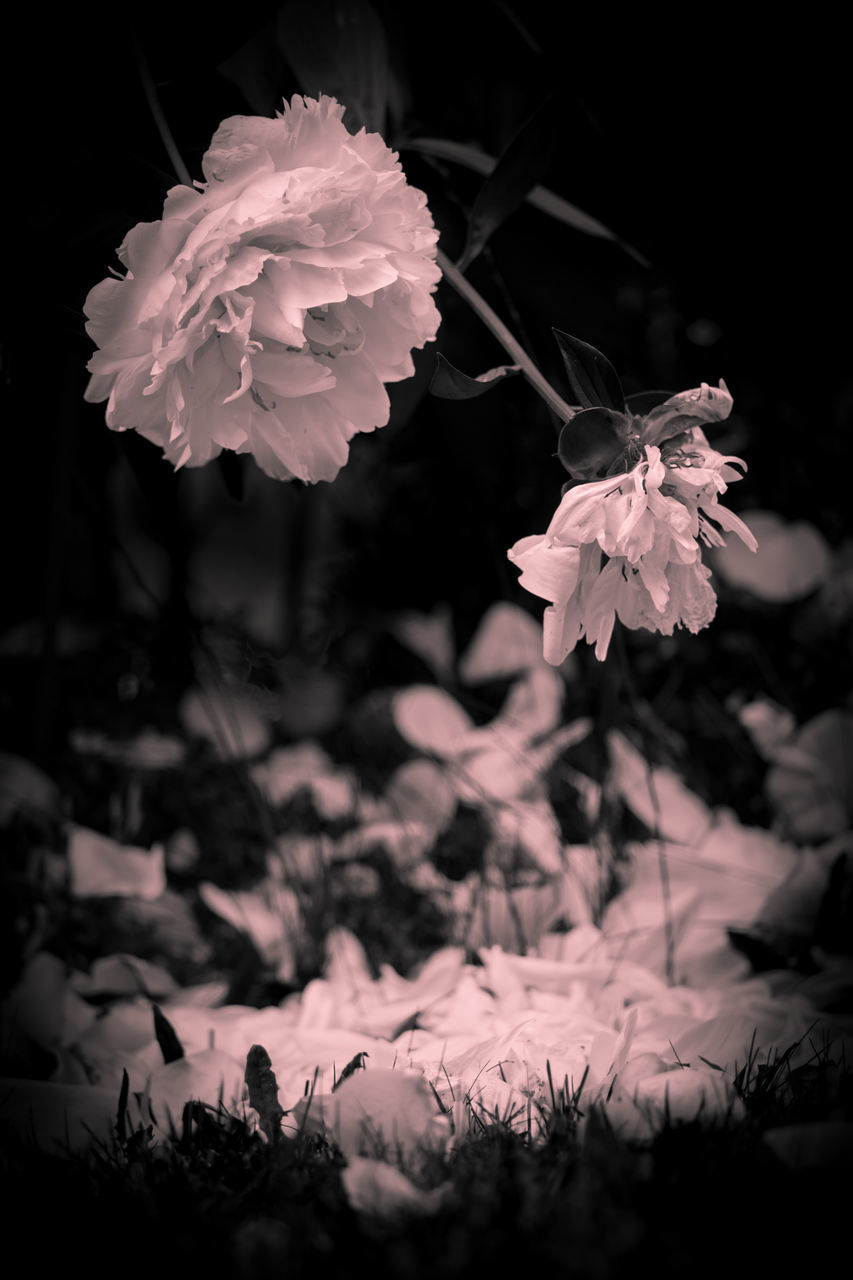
217,22,284,116
458,93,559,271
552,330,625,411
275,0,389,134
245,1043,286,1143
153,1003,185,1065
429,352,521,400
624,390,674,416
558,407,629,480
403,137,650,266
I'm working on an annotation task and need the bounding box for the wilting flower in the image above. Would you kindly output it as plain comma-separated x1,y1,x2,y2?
508,382,757,662
83,95,441,483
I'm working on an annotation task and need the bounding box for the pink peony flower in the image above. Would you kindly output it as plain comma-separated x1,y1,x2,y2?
508,383,758,662
83,95,441,483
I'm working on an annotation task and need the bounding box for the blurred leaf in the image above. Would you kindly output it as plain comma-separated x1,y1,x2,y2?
74,954,178,1000
67,827,167,900
383,759,457,834
711,510,832,602
179,685,273,761
552,330,625,412
403,137,650,265
251,742,356,817
0,752,61,826
291,1069,450,1166
558,407,628,481
457,93,558,271
341,1157,449,1220
146,1050,247,1138
274,660,345,739
457,601,545,682
608,730,713,846
275,0,389,134
735,697,797,762
763,1122,853,1170
391,685,475,757
245,1043,286,1143
429,352,521,400
764,710,853,841
198,881,302,982
153,1003,185,1064
217,22,284,116
485,665,565,745
390,604,456,680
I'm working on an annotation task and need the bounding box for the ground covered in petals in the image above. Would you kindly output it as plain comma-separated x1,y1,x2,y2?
2,585,852,1277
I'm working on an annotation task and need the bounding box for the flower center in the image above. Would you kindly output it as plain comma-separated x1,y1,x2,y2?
304,304,365,359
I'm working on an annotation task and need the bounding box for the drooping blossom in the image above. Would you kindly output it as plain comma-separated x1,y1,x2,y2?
508,382,758,662
83,95,441,483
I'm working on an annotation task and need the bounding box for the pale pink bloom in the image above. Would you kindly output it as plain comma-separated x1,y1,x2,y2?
84,95,441,483
509,387,757,662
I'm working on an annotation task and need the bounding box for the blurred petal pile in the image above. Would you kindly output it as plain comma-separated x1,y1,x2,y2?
84,95,441,483
508,382,758,661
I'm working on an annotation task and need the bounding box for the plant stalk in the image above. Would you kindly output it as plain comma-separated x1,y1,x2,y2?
436,248,575,425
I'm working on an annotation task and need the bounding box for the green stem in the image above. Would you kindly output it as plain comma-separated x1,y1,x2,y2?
436,247,575,425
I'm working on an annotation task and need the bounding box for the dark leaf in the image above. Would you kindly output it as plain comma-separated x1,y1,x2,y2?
402,137,651,266
217,22,285,116
458,93,559,272
624,390,674,416
245,1044,286,1143
275,0,389,135
552,330,625,411
429,352,522,400
332,1051,369,1091
558,407,629,481
152,1003,185,1064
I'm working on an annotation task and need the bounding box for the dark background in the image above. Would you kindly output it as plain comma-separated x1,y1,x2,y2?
4,3,850,765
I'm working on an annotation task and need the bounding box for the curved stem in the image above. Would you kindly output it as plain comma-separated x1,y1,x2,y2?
436,247,574,425
134,39,194,188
